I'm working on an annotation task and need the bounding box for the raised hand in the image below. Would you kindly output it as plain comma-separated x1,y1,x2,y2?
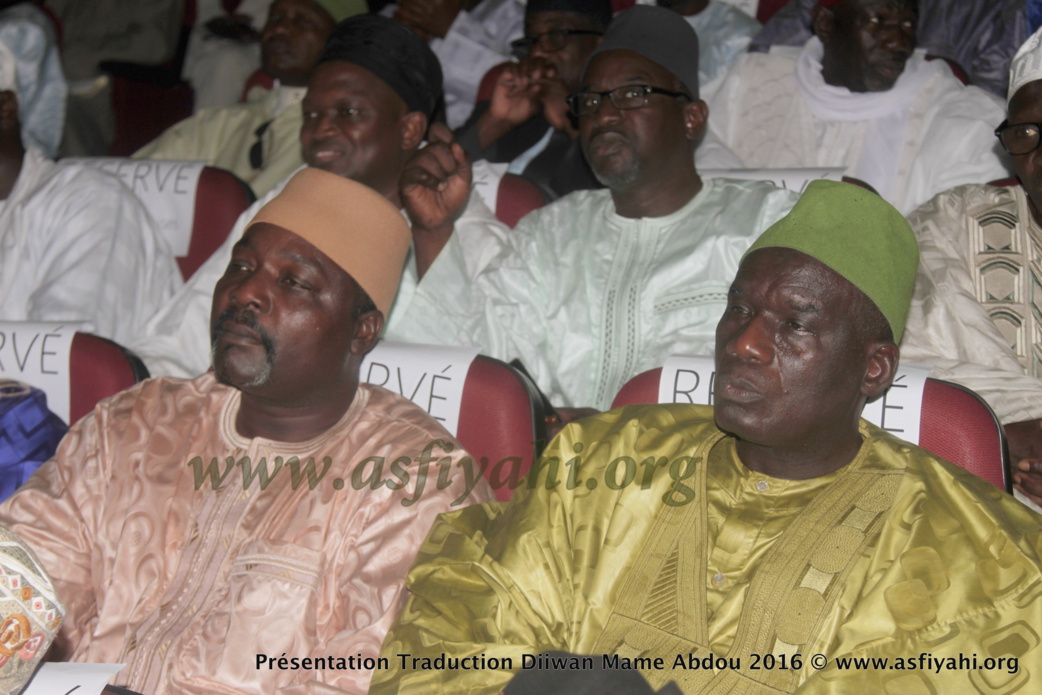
400,123,473,277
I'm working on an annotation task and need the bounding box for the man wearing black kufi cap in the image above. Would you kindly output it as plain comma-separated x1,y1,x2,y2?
455,0,611,200
129,14,511,380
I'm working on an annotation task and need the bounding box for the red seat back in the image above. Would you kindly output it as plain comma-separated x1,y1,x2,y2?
181,166,256,280
69,333,149,425
612,368,1010,490
457,356,547,500
104,0,197,156
496,173,546,228
241,67,276,102
919,379,1009,490
757,0,789,23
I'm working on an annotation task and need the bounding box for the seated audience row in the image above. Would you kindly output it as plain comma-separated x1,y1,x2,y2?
2,2,1042,693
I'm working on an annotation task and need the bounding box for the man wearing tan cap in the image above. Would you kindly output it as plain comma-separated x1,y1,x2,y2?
0,168,493,695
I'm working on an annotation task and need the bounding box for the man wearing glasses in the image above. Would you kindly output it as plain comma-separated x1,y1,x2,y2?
388,5,797,421
901,26,1042,514
454,0,610,200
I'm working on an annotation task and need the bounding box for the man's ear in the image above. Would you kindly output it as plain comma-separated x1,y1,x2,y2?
861,341,899,400
400,111,428,152
682,98,708,143
350,309,385,356
812,4,835,41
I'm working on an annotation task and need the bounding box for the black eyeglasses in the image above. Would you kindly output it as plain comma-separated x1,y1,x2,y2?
566,85,691,118
509,29,603,57
995,119,1042,156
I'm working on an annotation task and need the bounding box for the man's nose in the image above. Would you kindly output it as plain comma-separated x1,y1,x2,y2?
228,272,272,312
727,317,773,363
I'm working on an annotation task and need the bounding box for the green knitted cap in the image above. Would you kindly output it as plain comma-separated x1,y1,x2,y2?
744,180,919,342
313,0,367,23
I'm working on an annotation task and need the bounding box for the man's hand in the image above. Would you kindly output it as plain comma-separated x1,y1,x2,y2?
393,0,466,40
400,123,473,278
1003,419,1042,507
477,57,576,149
489,58,556,126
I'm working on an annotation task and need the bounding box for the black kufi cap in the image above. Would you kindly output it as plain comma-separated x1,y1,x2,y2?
320,15,443,119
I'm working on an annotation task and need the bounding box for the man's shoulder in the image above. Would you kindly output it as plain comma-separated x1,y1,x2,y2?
727,47,798,84
518,188,614,227
83,373,228,429
866,423,1042,537
702,176,801,207
909,182,1022,232
857,426,1042,639
923,63,1004,108
558,403,720,463
12,149,111,204
135,98,274,156
351,383,459,444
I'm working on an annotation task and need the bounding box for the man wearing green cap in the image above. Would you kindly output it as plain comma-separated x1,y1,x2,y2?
134,0,365,197
372,180,1042,694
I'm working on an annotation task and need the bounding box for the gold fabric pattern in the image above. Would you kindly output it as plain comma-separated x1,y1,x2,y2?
373,404,1042,695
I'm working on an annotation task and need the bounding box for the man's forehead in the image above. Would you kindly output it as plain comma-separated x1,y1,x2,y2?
734,248,861,305
1010,80,1042,119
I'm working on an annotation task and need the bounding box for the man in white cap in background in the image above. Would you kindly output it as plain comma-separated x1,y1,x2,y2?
134,0,366,197
0,168,493,695
902,26,1042,513
0,40,181,346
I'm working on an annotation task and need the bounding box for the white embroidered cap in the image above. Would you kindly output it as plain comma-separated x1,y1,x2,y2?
1010,25,1042,105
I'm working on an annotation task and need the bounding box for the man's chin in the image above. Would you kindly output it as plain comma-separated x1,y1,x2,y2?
590,160,640,190
212,352,274,390
865,64,907,92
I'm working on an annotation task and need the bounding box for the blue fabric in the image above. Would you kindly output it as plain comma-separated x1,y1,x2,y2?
0,380,66,501
1030,0,1042,34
